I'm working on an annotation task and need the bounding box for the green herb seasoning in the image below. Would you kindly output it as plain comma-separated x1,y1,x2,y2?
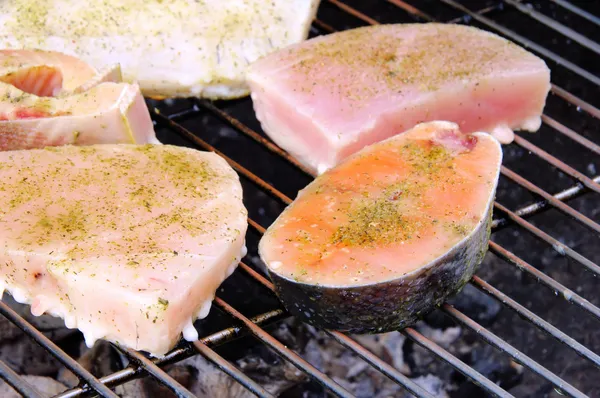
332,196,414,247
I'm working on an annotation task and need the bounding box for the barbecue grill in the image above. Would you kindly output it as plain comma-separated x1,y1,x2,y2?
1,1,598,397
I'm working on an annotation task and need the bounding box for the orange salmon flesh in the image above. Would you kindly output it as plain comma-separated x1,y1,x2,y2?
259,121,502,287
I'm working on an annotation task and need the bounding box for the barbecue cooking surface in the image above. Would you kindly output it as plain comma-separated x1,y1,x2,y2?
1,1,598,397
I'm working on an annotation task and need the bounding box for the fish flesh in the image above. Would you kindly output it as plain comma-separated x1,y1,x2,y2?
247,23,550,174
0,144,248,356
259,121,502,332
0,0,321,99
0,49,158,151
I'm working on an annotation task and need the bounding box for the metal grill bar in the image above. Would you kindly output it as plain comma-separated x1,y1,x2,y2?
55,309,289,398
228,158,597,398
129,2,600,397
448,4,505,24
0,360,43,398
155,111,293,204
174,75,600,397
385,0,433,21
329,0,600,85
488,242,600,320
550,0,600,25
118,348,196,398
541,115,600,156
196,100,313,175
191,93,600,237
403,327,513,398
471,276,600,369
240,208,594,398
312,3,600,230
439,0,600,86
441,304,585,398
245,208,600,396
325,0,600,122
238,262,436,398
549,85,600,119
500,166,600,234
328,0,380,24
512,135,600,193
492,175,600,230
192,341,274,398
0,2,596,397
503,0,600,54
493,202,600,276
213,297,354,398
0,302,118,398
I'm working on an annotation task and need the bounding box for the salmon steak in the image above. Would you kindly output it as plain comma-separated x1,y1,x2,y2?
248,23,550,174
0,144,248,356
0,0,321,99
0,49,158,151
259,121,502,332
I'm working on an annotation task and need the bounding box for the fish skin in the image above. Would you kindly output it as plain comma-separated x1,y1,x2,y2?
0,144,248,356
247,23,550,175
0,0,321,99
259,121,502,332
0,50,158,151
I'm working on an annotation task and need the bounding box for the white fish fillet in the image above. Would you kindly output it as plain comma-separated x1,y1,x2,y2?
0,49,159,151
0,144,248,356
247,23,551,174
0,0,321,99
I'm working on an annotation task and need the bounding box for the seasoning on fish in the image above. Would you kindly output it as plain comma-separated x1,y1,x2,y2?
0,49,158,151
0,0,321,99
0,144,248,356
259,121,502,333
247,23,550,174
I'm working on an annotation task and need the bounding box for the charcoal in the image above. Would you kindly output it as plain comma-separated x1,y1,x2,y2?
113,346,306,398
423,284,501,329
2,294,78,341
451,344,523,397
0,335,62,376
236,351,307,394
468,345,523,390
58,341,124,388
0,313,22,341
0,375,67,397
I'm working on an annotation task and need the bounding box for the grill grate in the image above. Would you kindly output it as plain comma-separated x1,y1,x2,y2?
1,1,598,397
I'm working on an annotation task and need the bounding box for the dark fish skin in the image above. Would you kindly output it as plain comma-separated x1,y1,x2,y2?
267,204,492,333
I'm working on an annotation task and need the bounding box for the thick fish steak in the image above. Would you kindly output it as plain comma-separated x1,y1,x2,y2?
0,0,321,99
0,144,248,356
0,49,158,151
259,121,502,332
248,23,549,174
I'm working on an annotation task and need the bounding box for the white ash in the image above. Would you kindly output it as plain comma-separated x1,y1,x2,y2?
415,324,461,349
412,374,450,398
0,290,516,397
218,126,239,139
272,320,449,398
0,375,67,398
0,295,73,377
353,332,410,375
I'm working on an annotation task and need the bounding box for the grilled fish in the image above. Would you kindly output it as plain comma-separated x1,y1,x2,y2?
248,23,550,174
0,144,248,356
259,121,502,332
0,49,158,151
0,0,321,99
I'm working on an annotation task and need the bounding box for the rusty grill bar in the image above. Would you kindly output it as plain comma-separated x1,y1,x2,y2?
1,1,598,397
